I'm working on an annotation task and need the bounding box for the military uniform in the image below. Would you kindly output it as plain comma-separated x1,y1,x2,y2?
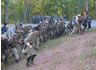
16,29,25,41
16,39,24,59
8,35,21,62
71,15,82,35
22,30,40,66
23,30,40,55
1,35,9,64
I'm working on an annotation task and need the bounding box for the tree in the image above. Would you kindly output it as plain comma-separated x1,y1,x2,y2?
24,0,27,24
93,0,96,9
28,0,39,23
1,0,96,24
18,0,24,20
4,0,9,24
28,0,32,23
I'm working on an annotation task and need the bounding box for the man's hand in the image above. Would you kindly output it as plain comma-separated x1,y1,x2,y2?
29,45,32,48
22,49,26,53
26,42,32,48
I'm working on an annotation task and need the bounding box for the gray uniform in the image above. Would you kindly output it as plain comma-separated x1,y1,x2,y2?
8,38,20,60
16,42,23,59
24,32,38,55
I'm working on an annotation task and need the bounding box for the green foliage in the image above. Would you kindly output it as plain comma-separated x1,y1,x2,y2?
1,0,96,24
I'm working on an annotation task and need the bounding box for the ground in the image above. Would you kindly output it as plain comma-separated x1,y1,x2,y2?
2,28,96,70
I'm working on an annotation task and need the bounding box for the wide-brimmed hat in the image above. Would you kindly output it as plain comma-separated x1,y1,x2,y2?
78,14,81,16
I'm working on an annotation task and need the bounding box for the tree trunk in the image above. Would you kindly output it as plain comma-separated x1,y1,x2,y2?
28,0,32,23
4,1,8,24
19,0,23,20
24,0,27,24
78,0,80,14
41,0,44,17
62,8,64,16
28,0,39,23
93,0,96,9
57,5,58,15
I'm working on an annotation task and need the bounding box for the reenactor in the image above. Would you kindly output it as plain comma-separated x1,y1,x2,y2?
16,28,25,41
71,14,82,36
16,39,24,60
8,33,20,63
22,29,40,67
1,34,9,64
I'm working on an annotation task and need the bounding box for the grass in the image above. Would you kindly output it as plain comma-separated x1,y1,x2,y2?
75,39,96,70
72,28,96,70
1,35,70,69
39,35,70,52
85,28,96,32
76,50,96,70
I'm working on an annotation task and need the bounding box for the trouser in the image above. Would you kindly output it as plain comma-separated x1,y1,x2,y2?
12,47,20,60
16,45,22,59
33,41,39,51
82,22,87,32
1,49,9,64
26,54,37,67
87,22,91,29
40,35,43,43
71,23,81,35
71,26,77,35
77,23,82,33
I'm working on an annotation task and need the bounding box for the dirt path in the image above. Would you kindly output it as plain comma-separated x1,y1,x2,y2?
2,31,96,70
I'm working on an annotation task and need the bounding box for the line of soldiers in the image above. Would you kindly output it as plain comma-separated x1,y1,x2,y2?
17,15,91,67
1,21,67,66
1,14,91,66
21,21,68,66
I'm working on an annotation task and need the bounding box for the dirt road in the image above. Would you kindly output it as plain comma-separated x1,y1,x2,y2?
2,30,96,70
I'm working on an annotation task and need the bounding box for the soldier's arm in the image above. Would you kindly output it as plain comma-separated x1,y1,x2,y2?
25,42,32,48
24,33,33,48
24,31,36,48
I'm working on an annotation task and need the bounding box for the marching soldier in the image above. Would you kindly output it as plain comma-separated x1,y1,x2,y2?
22,29,40,67
8,33,21,63
71,14,82,36
1,34,9,64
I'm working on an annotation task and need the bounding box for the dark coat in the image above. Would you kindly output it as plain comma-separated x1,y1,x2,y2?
1,39,8,54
